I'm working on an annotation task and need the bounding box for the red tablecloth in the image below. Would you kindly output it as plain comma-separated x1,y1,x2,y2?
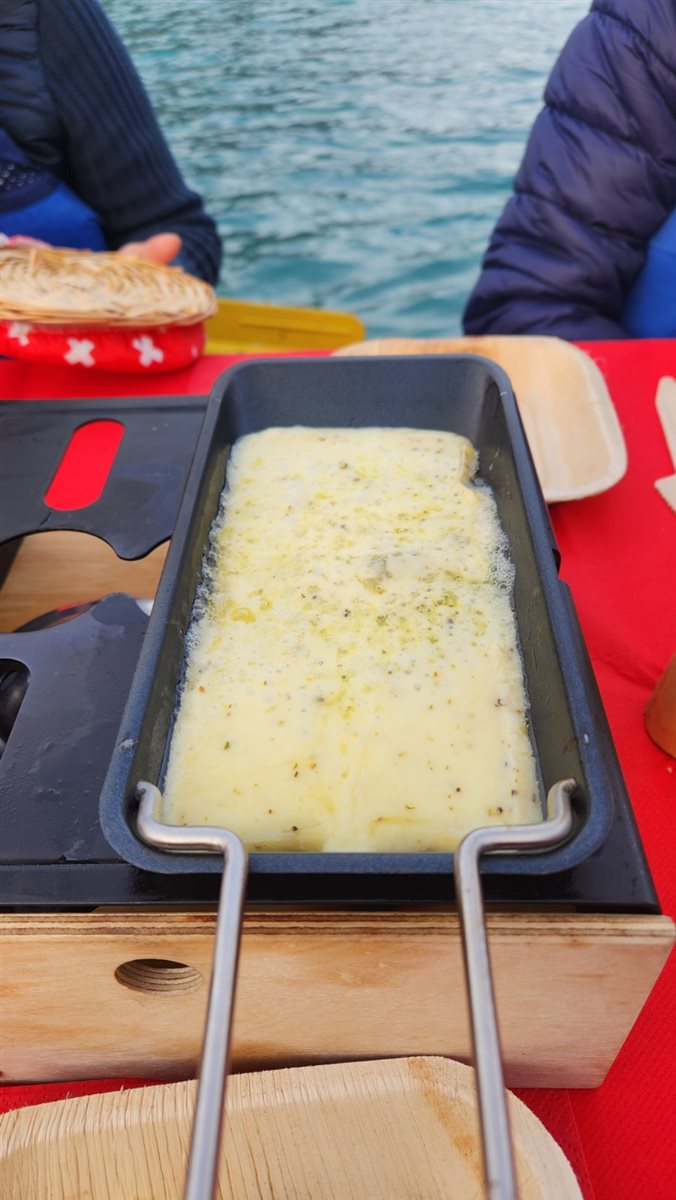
1,341,675,1200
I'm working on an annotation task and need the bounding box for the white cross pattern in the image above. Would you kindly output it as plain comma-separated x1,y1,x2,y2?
64,338,96,367
132,335,164,367
7,321,32,346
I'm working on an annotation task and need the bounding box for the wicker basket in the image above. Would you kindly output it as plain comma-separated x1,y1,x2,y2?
0,244,217,328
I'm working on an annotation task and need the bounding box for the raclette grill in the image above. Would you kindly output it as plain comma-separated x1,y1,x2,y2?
0,360,658,1199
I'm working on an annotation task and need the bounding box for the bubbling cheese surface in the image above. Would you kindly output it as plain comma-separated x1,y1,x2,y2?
162,427,540,850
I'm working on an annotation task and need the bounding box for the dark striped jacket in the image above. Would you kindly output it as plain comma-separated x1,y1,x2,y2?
0,0,222,283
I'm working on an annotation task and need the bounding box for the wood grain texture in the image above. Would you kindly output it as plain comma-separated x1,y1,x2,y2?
0,1056,582,1199
335,336,627,503
0,531,167,631
1,910,672,1088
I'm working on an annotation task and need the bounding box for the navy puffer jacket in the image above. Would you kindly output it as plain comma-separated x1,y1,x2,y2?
463,0,676,339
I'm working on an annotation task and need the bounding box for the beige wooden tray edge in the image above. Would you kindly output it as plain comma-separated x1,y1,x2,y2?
0,1056,582,1200
335,335,628,503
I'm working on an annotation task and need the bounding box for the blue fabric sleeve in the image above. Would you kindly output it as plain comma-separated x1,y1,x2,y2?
36,0,222,284
0,181,107,249
622,208,676,337
463,0,676,340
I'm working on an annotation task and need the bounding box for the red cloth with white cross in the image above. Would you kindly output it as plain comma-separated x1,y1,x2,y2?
0,319,205,372
0,235,206,372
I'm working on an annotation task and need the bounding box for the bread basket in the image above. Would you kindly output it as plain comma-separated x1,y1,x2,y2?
0,243,217,328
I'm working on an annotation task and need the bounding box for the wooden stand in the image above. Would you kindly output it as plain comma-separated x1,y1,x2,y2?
1,533,674,1088
1,909,673,1088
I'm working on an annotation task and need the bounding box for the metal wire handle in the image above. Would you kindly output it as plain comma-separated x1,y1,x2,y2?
136,777,574,1200
455,778,576,1200
136,782,248,1200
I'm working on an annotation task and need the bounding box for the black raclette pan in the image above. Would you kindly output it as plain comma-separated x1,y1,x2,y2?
100,354,618,887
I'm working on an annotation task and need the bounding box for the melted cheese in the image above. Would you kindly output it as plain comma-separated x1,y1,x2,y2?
162,427,541,850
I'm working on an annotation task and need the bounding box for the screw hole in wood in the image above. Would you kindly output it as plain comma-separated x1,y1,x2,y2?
114,958,202,994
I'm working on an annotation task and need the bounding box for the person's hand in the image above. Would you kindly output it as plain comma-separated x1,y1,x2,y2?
118,232,182,265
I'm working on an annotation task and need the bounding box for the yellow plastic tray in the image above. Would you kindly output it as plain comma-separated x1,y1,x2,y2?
205,297,365,353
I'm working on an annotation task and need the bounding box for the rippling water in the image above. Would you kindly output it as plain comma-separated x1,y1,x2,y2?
103,0,588,336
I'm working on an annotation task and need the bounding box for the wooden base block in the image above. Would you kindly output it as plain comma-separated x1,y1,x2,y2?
1,909,672,1088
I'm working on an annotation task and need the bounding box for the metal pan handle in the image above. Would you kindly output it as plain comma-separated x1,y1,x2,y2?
136,782,248,1200
135,777,574,1200
455,778,576,1200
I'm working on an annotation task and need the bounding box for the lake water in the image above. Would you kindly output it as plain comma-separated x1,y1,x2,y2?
103,0,589,337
